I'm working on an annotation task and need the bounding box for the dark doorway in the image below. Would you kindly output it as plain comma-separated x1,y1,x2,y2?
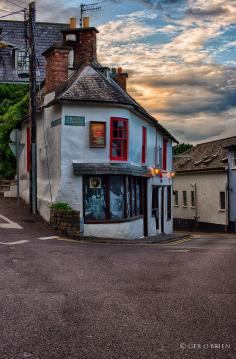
143,178,148,237
161,186,165,234
152,186,159,230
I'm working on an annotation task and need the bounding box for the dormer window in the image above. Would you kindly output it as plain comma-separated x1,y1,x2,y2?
233,151,236,167
15,49,29,77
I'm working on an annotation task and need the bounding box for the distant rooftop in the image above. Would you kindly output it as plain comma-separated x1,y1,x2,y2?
174,136,236,172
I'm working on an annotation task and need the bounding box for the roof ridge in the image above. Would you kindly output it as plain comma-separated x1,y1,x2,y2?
196,135,236,147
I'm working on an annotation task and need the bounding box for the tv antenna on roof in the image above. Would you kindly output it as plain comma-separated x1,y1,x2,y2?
80,3,101,27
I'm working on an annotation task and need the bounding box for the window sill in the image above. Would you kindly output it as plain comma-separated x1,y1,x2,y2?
218,209,226,212
191,206,196,209
182,206,188,208
85,215,144,224
174,205,179,207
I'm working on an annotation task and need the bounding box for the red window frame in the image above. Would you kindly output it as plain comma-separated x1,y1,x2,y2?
110,117,128,161
163,138,168,170
142,126,147,164
26,127,31,172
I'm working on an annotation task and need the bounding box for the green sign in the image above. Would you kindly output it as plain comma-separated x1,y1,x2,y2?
51,118,61,128
65,116,85,126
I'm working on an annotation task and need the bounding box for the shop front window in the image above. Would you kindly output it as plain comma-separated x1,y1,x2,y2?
84,177,106,220
110,176,124,219
84,175,143,222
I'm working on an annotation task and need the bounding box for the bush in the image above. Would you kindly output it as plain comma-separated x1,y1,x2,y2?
50,202,73,211
0,84,29,179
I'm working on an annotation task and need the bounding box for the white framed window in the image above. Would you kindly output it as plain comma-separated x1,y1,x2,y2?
174,191,179,206
15,49,29,76
183,191,187,207
191,191,195,207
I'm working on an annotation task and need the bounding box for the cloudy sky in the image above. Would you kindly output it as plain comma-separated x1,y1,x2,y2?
1,0,236,144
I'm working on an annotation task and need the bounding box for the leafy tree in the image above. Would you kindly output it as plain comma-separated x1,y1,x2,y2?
173,143,193,156
0,84,29,179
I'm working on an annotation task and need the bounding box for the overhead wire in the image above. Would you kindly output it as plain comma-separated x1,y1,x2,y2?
4,0,27,10
0,9,24,19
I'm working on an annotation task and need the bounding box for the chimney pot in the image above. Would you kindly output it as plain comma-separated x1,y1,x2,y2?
70,18,77,29
83,17,90,28
118,67,123,74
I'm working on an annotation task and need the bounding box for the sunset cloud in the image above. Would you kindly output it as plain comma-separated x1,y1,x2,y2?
1,0,236,143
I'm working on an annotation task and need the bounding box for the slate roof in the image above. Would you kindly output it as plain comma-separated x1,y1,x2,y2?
47,64,178,143
174,136,236,172
0,20,68,83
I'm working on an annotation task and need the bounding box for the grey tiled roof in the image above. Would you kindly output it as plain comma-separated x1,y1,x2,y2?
0,20,68,83
48,64,178,143
174,136,236,172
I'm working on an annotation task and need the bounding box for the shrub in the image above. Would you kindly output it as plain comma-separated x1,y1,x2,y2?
50,202,73,211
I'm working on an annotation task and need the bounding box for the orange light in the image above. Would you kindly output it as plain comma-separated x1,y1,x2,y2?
154,168,161,175
170,171,176,178
150,168,155,176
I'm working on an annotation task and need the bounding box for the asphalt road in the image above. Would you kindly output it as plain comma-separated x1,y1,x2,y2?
0,198,236,359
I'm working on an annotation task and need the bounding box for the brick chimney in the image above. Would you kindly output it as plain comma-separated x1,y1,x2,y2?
42,42,72,94
61,17,99,68
113,67,128,91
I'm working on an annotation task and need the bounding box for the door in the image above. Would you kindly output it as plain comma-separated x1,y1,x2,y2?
143,178,148,237
161,186,165,234
152,186,159,231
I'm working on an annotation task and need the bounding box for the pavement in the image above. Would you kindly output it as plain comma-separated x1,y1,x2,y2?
0,197,236,359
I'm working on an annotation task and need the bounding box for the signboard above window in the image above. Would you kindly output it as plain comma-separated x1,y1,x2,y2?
65,116,85,126
89,122,106,148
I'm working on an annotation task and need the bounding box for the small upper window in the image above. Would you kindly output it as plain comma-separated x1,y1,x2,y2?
110,118,128,161
219,192,226,210
15,50,29,77
183,191,187,207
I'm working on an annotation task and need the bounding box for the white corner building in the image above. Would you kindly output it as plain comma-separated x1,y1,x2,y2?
19,18,178,239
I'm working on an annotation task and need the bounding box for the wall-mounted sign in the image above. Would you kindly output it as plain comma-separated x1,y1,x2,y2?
65,116,85,126
51,118,61,128
89,121,106,148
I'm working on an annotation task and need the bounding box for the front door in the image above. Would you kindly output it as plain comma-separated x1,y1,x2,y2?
161,186,165,234
143,178,148,237
152,186,159,231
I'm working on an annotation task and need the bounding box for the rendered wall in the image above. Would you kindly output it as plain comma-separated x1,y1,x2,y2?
174,172,227,226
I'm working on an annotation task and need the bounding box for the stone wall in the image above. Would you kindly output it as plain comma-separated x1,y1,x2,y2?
50,209,80,238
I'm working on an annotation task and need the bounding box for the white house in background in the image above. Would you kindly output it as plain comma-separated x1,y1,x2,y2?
173,136,236,233
19,18,178,239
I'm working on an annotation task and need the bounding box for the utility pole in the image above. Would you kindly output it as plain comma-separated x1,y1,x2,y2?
28,2,37,214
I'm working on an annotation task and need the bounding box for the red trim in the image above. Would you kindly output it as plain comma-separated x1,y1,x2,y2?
142,126,147,164
163,138,168,170
26,127,31,172
110,117,128,161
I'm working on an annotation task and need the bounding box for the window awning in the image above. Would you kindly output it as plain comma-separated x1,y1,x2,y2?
73,162,150,177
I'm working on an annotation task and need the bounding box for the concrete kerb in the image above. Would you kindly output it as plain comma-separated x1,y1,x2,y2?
75,232,190,245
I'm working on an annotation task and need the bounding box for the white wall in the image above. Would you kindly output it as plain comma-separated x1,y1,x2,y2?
174,172,227,225
84,218,144,239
